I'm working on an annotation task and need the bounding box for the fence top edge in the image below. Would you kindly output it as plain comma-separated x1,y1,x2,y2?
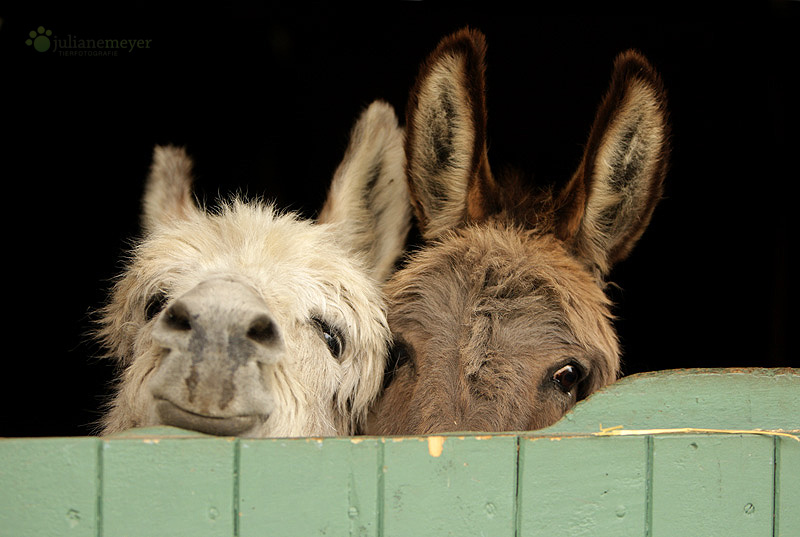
4,427,799,444
3,368,797,442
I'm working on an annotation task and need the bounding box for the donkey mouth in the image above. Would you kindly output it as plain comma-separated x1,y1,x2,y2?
155,400,261,436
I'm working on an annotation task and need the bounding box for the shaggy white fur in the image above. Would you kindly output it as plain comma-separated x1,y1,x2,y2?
98,101,410,437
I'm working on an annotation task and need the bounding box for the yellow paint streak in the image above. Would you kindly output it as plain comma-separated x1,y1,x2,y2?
427,436,445,457
350,438,364,444
594,425,800,442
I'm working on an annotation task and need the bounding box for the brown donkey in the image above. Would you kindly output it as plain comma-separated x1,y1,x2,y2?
367,29,670,434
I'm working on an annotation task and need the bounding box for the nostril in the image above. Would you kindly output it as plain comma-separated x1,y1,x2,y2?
247,315,278,346
164,302,192,332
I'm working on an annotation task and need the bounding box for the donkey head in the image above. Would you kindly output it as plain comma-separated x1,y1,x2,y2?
98,100,410,437
368,29,669,434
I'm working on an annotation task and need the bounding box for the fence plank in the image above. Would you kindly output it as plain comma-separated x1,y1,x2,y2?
101,428,236,537
381,435,518,537
650,434,775,537
518,435,648,537
0,437,100,537
776,436,800,537
238,437,381,537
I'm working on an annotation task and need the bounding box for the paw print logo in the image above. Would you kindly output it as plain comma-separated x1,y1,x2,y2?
26,26,53,52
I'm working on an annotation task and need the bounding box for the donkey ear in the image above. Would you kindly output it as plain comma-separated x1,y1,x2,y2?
555,50,670,277
142,145,201,233
317,100,411,283
405,28,499,240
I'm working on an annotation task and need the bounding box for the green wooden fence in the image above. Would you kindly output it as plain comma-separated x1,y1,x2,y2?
2,368,798,536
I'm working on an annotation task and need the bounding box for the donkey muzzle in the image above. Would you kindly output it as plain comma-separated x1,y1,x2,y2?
148,277,283,435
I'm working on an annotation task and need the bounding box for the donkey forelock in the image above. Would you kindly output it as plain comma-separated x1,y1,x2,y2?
379,223,619,433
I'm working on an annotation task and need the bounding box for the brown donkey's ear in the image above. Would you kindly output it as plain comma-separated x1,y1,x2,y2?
556,50,670,278
142,145,201,233
405,28,499,240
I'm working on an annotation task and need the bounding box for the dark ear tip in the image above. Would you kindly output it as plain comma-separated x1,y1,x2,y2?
610,50,671,144
452,26,487,45
613,49,667,93
613,49,654,70
621,48,672,134
431,26,487,61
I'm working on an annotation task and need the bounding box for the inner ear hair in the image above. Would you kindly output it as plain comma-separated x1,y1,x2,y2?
405,28,497,240
557,49,670,277
318,100,411,284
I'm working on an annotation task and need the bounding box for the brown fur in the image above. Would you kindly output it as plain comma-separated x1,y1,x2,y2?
367,29,669,434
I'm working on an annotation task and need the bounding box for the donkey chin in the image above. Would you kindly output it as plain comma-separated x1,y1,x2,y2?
152,399,265,437
147,355,278,437
149,375,276,437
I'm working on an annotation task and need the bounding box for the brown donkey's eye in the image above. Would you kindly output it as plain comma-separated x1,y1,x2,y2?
383,340,413,391
388,341,412,369
552,363,581,394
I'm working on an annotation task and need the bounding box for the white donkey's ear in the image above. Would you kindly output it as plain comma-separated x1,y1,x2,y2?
318,100,411,283
142,145,201,233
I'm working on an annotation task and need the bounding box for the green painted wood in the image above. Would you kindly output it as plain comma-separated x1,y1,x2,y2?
650,434,775,537
543,368,800,434
238,436,381,537
776,436,800,537
381,435,518,536
518,435,648,537
0,437,100,537
100,427,236,537
1,369,797,536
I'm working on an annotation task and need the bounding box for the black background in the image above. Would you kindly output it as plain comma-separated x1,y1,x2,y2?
3,4,797,437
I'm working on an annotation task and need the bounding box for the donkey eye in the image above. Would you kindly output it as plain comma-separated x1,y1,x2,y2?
388,340,413,371
144,290,168,321
552,363,582,394
312,317,345,359
383,339,414,391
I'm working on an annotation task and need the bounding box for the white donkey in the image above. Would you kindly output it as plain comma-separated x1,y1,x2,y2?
97,101,410,437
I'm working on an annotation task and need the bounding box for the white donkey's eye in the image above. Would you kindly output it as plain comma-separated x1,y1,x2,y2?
144,290,168,321
312,317,345,359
